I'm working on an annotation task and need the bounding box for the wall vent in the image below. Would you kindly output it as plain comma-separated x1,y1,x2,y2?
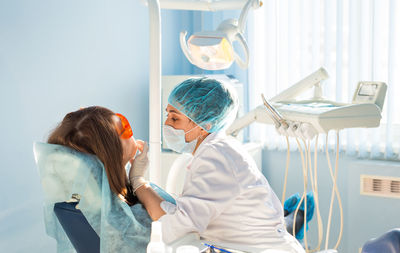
361,175,400,198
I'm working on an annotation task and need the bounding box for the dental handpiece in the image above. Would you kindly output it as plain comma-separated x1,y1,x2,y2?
261,93,289,129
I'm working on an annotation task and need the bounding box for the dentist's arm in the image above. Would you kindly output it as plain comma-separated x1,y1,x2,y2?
129,142,166,220
135,184,166,220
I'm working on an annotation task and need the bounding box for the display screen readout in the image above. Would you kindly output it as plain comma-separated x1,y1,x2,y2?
358,83,378,96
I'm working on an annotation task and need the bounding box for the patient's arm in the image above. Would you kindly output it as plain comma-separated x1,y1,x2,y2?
135,183,166,220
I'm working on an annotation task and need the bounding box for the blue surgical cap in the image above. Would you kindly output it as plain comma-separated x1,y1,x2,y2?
168,78,239,133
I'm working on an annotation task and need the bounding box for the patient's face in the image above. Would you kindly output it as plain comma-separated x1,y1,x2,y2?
112,115,138,165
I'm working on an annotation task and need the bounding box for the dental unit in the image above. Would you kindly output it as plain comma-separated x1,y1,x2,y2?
227,67,387,138
226,67,387,252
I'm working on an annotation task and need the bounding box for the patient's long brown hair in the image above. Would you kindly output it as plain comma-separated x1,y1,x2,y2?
48,106,137,206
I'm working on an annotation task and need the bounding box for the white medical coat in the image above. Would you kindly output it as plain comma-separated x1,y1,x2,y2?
159,131,304,252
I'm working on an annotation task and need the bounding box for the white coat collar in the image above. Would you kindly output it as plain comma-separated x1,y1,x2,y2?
193,130,226,156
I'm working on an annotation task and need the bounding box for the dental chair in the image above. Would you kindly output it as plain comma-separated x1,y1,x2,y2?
34,142,157,252
52,188,174,253
53,195,100,253
361,228,400,253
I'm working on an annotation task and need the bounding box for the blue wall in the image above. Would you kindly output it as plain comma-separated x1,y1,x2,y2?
0,1,193,251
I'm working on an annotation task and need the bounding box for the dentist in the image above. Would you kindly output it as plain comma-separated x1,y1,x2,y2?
131,78,304,252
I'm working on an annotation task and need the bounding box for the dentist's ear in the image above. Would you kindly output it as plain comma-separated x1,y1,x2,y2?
200,128,210,139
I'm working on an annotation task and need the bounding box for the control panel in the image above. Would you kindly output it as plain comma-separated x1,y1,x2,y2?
352,81,387,110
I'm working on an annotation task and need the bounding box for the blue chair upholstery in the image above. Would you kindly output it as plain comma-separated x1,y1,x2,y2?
362,228,400,253
52,183,175,253
54,201,100,253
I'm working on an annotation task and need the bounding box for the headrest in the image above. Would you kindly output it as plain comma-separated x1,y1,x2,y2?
34,142,103,211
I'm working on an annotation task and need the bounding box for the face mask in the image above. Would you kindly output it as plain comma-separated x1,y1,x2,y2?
163,125,199,153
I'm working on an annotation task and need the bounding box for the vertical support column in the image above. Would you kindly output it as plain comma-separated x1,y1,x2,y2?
148,0,162,185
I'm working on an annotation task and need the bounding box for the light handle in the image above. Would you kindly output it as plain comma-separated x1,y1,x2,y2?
179,31,194,65
233,32,249,69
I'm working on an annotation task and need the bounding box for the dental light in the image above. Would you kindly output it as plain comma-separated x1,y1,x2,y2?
180,0,262,70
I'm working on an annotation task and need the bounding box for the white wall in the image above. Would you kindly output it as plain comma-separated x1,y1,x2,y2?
0,1,193,251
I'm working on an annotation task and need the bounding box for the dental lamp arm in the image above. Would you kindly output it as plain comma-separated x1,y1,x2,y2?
140,0,259,11
233,0,261,69
238,0,262,33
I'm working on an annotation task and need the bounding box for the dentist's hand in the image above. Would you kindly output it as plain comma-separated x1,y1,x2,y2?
129,140,149,192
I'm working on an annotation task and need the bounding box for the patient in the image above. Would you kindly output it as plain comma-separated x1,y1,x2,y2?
48,106,143,206
41,106,160,252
